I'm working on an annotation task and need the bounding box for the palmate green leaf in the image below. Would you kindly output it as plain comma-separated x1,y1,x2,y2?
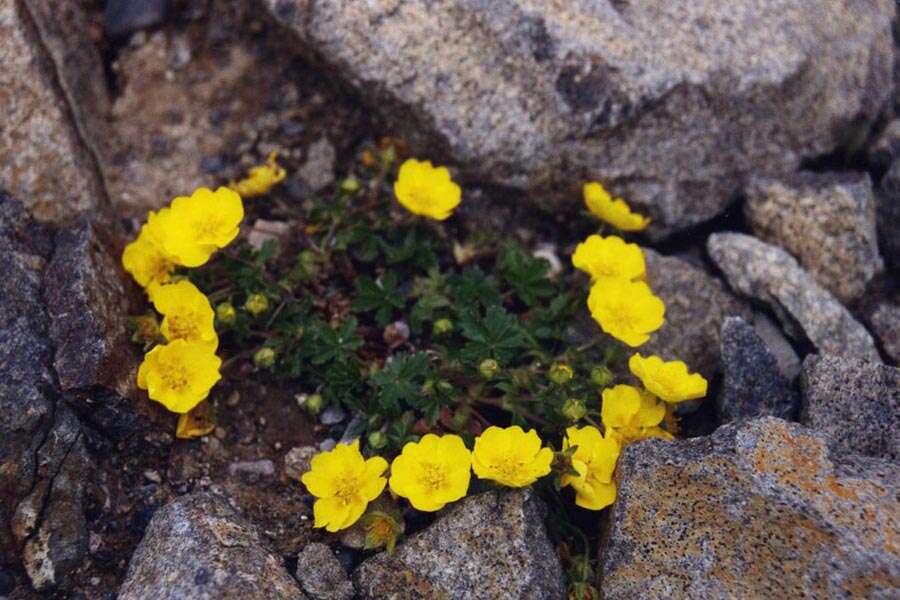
380,226,437,271
310,317,364,365
352,272,406,327
497,240,555,306
448,268,501,313
459,305,527,364
370,352,433,415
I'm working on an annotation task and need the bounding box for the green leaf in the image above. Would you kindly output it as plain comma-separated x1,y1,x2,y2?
370,353,433,415
310,317,364,365
497,240,555,306
459,305,527,364
449,268,501,312
352,272,405,327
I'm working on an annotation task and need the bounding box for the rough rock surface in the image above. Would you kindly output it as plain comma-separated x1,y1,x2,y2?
602,417,900,598
868,118,900,171
295,543,353,600
642,249,751,381
118,492,307,600
0,0,110,222
353,489,565,600
717,317,797,422
744,172,883,303
749,311,802,380
799,354,899,461
877,159,900,274
0,194,89,590
265,0,895,237
707,233,880,361
869,300,900,363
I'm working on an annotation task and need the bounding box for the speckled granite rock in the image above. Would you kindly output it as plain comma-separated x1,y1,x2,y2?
265,0,894,237
0,0,110,223
799,355,899,461
0,194,89,590
642,249,751,381
707,233,880,361
744,172,883,303
295,543,353,600
868,118,900,171
749,311,802,380
602,418,900,598
877,159,900,274
717,317,798,422
353,489,565,600
118,492,307,600
869,300,900,363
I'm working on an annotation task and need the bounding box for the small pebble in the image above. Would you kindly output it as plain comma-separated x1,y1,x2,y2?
143,470,162,484
228,459,276,479
320,406,347,426
284,446,317,481
225,391,241,407
319,438,337,452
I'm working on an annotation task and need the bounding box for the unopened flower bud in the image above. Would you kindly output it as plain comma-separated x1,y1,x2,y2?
432,318,453,336
367,430,388,450
591,365,613,388
131,313,161,344
216,302,237,326
341,176,360,193
304,393,324,416
253,347,276,369
479,358,499,379
549,363,574,385
244,293,269,316
561,397,587,422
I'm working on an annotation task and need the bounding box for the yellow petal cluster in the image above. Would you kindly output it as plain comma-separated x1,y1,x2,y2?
137,339,222,413
229,151,287,198
122,224,175,293
600,384,672,445
302,440,388,532
571,234,645,282
583,182,649,231
147,187,244,267
629,354,708,403
389,434,471,511
561,426,620,510
471,426,553,487
151,280,218,350
394,159,462,220
587,279,665,347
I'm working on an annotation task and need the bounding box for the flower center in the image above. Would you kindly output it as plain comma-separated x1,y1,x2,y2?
160,361,190,392
419,462,447,492
167,314,200,340
333,473,360,503
194,216,225,241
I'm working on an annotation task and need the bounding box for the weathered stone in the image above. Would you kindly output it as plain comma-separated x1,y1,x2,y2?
642,249,751,381
353,489,565,600
877,159,900,274
707,232,880,361
744,172,883,303
867,118,900,171
0,194,89,590
265,0,894,237
297,137,336,192
295,543,353,600
869,300,900,363
118,492,307,600
105,0,169,37
799,354,899,461
749,311,802,380
0,0,109,223
284,445,317,482
717,317,798,422
602,417,900,598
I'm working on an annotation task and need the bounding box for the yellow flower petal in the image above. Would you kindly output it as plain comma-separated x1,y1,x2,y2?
152,280,218,350
571,234,645,282
629,354,708,403
583,182,649,231
588,279,665,347
472,426,553,487
389,434,471,511
562,426,620,510
139,339,222,413
394,159,462,220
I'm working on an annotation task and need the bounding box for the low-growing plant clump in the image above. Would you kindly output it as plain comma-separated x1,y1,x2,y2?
122,142,707,598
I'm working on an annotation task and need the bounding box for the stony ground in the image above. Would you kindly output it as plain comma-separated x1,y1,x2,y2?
1,1,898,599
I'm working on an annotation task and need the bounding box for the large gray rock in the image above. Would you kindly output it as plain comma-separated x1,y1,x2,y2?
800,354,899,461
353,489,565,600
0,0,110,223
744,172,883,303
0,194,89,591
869,300,900,363
265,0,895,237
707,233,880,362
295,543,353,600
717,317,798,422
602,418,900,598
642,249,751,381
118,492,307,600
877,159,900,274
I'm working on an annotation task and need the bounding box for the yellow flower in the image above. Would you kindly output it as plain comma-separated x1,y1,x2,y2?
571,234,645,282
561,426,620,510
151,280,218,350
175,400,215,439
583,182,649,231
587,279,665,347
628,354,708,403
229,151,287,198
389,433,471,511
122,223,175,292
301,440,388,533
137,339,222,413
147,187,244,267
394,159,462,220
600,384,672,445
471,426,553,487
